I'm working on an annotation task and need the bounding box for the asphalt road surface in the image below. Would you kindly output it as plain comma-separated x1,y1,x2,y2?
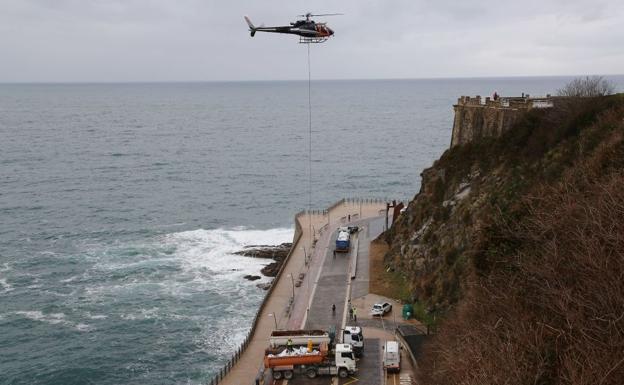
287,216,387,385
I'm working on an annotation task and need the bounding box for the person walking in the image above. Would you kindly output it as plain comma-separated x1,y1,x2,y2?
353,306,357,322
332,304,336,316
333,249,336,259
349,306,353,321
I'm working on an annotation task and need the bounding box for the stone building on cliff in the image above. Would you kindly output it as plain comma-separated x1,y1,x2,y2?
450,95,555,147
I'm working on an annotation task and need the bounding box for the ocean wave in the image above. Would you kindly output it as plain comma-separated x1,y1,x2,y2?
15,310,66,324
84,312,108,320
14,311,91,331
163,227,293,281
60,275,80,283
120,307,160,321
0,278,13,292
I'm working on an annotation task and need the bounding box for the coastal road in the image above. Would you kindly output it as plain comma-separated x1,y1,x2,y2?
289,216,387,385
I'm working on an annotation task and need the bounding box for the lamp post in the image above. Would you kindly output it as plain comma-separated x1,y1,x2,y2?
268,313,277,330
286,274,295,299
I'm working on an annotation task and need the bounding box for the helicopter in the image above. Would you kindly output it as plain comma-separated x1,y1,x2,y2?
244,13,341,43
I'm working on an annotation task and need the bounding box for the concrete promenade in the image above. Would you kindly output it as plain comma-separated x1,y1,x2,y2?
218,199,387,385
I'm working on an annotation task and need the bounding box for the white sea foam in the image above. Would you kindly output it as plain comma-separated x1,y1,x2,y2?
82,227,293,303
0,263,13,292
60,275,79,283
85,313,108,320
15,311,66,325
120,307,160,321
75,323,91,331
0,278,13,292
14,311,91,331
164,227,294,282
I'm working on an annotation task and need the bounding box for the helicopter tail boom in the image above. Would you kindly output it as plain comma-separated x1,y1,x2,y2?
244,16,256,37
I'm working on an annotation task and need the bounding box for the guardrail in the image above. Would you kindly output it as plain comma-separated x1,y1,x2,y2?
349,236,359,280
395,329,419,370
395,324,428,372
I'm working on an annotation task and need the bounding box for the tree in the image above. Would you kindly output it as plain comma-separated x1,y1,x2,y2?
557,75,615,97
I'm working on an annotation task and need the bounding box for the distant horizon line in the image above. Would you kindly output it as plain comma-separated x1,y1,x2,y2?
2,73,624,85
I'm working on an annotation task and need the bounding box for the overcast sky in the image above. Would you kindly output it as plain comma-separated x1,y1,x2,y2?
1,0,623,82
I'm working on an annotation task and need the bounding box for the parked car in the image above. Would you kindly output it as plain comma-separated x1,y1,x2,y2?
370,302,392,316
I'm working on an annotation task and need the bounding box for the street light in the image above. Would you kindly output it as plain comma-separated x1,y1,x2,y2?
286,274,295,298
268,313,277,330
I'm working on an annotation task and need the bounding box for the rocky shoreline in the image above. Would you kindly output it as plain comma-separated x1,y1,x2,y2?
235,243,292,289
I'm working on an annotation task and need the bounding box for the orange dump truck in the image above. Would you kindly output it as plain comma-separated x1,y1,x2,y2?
264,343,356,380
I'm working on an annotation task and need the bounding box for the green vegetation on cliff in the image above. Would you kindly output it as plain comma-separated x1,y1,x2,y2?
382,93,624,384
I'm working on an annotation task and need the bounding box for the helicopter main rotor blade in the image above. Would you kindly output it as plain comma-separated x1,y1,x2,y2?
297,13,344,17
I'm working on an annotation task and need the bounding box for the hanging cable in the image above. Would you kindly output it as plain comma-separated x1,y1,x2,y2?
307,43,313,250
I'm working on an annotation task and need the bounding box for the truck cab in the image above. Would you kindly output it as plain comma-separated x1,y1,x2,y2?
342,326,364,356
335,344,357,373
382,340,400,372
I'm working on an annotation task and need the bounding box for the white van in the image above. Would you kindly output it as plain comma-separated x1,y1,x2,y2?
383,340,400,372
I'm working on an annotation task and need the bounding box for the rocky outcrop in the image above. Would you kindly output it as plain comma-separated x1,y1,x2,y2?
235,243,292,277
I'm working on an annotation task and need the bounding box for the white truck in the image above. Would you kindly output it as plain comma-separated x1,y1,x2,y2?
264,343,357,379
382,340,401,372
342,326,364,357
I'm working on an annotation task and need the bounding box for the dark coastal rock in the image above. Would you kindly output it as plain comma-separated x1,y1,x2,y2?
236,243,292,278
257,282,272,290
234,243,292,259
243,275,262,281
261,262,280,277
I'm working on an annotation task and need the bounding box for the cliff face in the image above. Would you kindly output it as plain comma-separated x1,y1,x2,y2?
382,95,624,385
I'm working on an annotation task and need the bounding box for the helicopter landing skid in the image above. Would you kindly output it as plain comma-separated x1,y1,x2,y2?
299,36,329,44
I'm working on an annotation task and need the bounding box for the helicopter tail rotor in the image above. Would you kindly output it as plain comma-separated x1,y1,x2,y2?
244,16,256,37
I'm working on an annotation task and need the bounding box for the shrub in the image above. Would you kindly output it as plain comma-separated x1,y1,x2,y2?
557,76,615,97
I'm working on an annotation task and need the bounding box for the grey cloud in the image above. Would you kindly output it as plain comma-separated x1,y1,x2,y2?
0,0,622,82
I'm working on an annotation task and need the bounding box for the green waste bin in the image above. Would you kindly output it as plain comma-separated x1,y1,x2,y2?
402,304,414,320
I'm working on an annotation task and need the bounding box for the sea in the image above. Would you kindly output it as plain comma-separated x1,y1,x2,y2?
1,76,623,384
